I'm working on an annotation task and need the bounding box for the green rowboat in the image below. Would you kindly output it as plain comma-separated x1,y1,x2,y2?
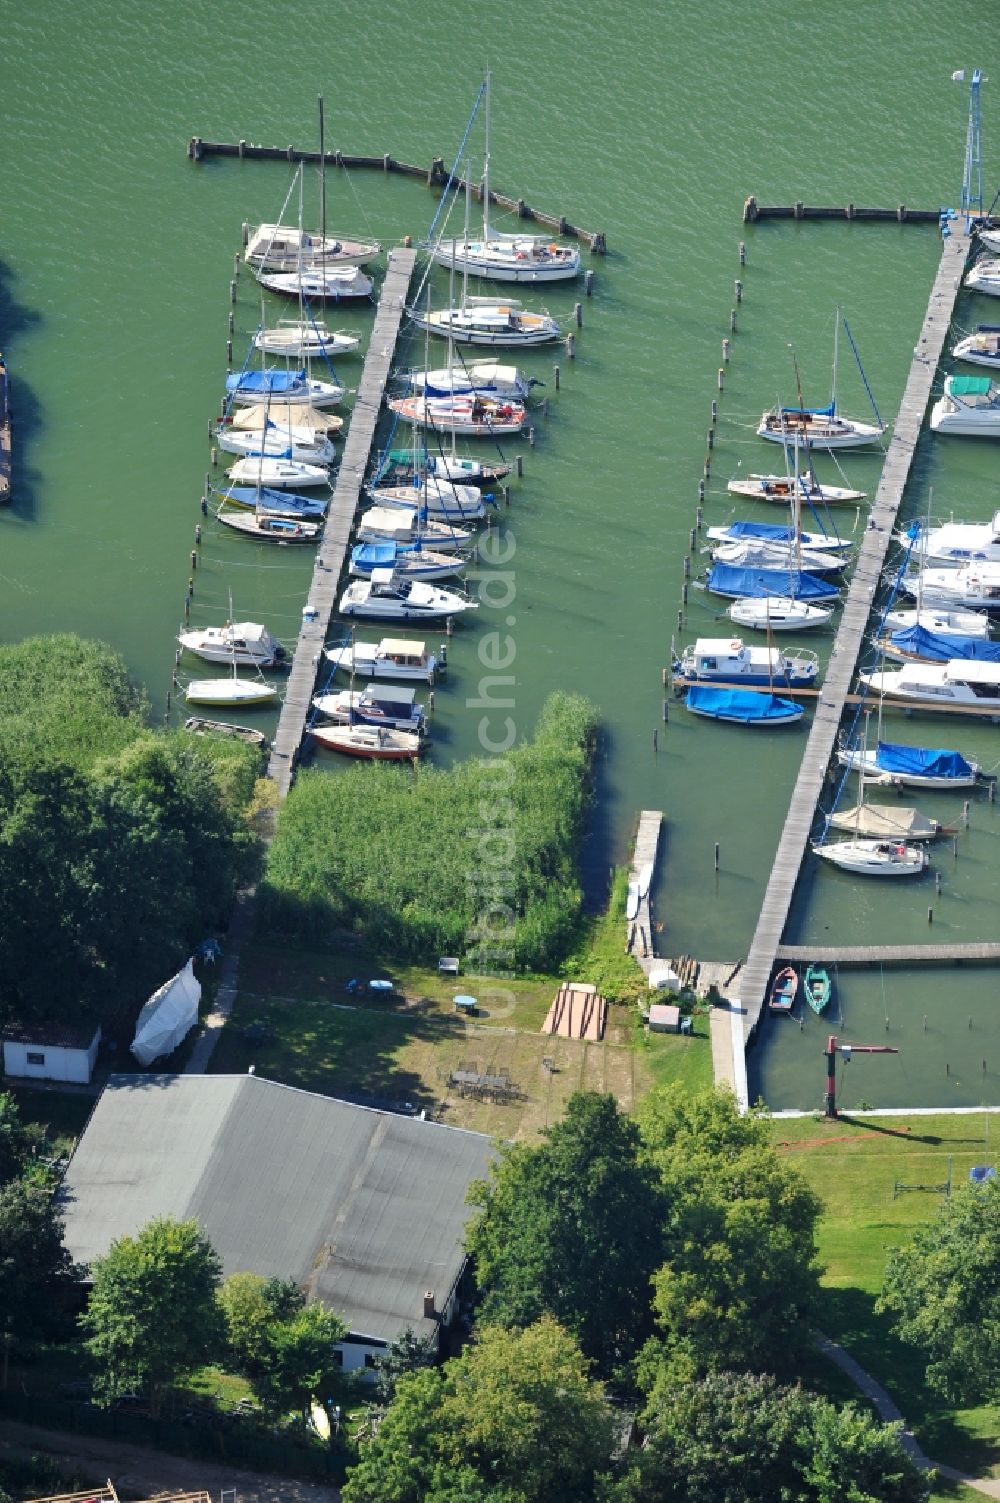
804,964,832,1015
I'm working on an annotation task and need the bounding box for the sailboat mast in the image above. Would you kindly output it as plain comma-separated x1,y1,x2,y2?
482,68,491,239
831,306,840,415
318,95,326,247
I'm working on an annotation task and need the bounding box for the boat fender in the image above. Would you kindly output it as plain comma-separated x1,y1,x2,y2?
730,639,741,652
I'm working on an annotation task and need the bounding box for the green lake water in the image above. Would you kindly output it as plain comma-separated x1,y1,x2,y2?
3,0,999,1109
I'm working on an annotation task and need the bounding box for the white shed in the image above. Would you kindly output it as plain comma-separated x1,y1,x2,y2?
648,1003,681,1034
3,1023,102,1084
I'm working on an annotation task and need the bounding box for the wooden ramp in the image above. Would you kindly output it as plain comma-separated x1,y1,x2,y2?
267,245,417,797
542,982,607,1041
736,224,973,1043
626,809,663,967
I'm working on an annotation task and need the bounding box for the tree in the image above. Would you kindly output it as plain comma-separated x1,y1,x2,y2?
343,1318,615,1503
219,1272,347,1423
637,1087,821,1380
0,1181,79,1348
465,1093,666,1379
219,1272,303,1379
371,1326,436,1404
82,1216,223,1416
877,1178,1000,1404
0,1093,29,1186
611,1371,928,1503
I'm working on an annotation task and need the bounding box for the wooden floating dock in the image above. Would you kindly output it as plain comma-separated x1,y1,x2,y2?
626,810,663,969
743,196,944,225
736,223,974,1046
187,138,606,253
266,246,417,797
776,942,1000,965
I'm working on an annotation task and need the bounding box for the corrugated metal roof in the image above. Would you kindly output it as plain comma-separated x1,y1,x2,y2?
58,1075,494,1344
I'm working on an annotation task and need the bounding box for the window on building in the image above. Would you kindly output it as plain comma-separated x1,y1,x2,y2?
26,1051,45,1066
364,1353,378,1369
332,1350,344,1368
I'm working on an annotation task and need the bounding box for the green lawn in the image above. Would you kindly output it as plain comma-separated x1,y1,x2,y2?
774,1112,1000,1480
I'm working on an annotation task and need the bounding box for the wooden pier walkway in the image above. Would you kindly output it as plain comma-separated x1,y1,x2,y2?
266,246,416,797
743,197,944,225
736,223,974,1043
626,810,662,970
776,942,1000,965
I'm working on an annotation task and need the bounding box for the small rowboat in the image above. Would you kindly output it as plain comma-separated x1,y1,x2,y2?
804,964,831,1015
769,966,798,1014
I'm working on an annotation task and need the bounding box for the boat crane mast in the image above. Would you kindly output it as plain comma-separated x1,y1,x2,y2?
823,1035,898,1118
960,68,985,224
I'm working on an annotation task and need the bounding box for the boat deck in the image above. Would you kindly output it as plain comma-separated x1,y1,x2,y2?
627,810,663,968
735,224,974,1050
267,246,416,795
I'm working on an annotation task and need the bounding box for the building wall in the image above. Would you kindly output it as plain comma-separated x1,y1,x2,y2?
2,1031,100,1084
337,1337,387,1378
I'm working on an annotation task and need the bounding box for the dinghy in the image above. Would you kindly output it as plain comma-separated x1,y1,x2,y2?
768,967,798,1013
804,965,831,1014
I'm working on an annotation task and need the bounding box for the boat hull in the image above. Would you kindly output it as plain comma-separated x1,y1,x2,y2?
430,243,580,284
813,840,928,876
310,724,422,759
727,475,866,505
185,679,277,708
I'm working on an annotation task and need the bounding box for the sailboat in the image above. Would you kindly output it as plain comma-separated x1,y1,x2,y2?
814,721,929,875
356,504,476,554
184,659,278,708
409,298,562,347
758,312,887,449
429,73,581,284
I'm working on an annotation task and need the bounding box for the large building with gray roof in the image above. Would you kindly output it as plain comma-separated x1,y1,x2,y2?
58,1074,494,1373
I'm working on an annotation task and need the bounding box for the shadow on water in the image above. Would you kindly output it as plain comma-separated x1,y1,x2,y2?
0,256,43,523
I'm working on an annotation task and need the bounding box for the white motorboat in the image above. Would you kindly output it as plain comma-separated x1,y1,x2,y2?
178,621,285,668
227,455,330,490
674,636,819,689
356,505,475,554
812,837,928,876
310,722,423,760
227,402,344,436
952,324,1000,368
836,739,981,789
184,674,277,708
727,473,866,505
930,374,1000,434
711,539,846,574
896,511,1000,566
408,299,562,347
860,659,1000,713
339,568,478,621
882,605,991,638
387,393,526,437
727,595,834,632
216,426,336,466
256,265,373,301
706,520,853,553
324,636,439,682
225,369,344,408
964,257,1000,296
758,405,885,449
902,563,1000,611
312,683,426,734
976,228,1000,255
402,361,531,401
254,321,361,359
367,479,489,521
245,222,379,272
349,540,465,581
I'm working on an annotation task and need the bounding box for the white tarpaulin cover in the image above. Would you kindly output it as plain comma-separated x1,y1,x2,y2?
131,958,201,1066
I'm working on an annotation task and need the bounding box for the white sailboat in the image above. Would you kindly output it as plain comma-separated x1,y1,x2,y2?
217,425,336,466
356,504,476,554
815,723,929,875
244,124,379,271
409,298,562,347
758,313,887,449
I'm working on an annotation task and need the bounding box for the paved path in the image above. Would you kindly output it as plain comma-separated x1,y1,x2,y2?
817,1333,1000,1498
0,1419,339,1503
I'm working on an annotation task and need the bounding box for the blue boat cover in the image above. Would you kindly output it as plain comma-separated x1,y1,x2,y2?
780,401,835,417
724,521,797,542
225,370,307,394
686,686,802,723
352,541,400,568
875,740,974,779
889,624,1000,663
707,564,840,601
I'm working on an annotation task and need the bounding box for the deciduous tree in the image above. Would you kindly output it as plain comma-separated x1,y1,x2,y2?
0,1180,78,1347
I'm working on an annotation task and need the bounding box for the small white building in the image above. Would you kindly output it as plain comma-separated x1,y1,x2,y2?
648,1003,681,1034
3,1023,102,1084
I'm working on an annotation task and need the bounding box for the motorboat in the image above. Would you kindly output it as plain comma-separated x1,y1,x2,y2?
859,659,1000,713
704,563,841,602
349,540,465,581
836,738,981,789
226,456,331,490
216,506,321,543
338,568,478,621
757,403,885,449
768,967,798,1014
727,596,835,632
727,473,866,505
812,837,928,876
675,636,819,689
178,621,285,668
896,511,1000,565
324,636,439,682
214,485,327,519
184,674,277,708
254,320,361,359
312,682,426,734
683,686,804,725
375,447,509,488
710,539,847,575
706,519,853,554
216,426,336,466
952,324,1000,368
310,722,423,760
387,393,526,437
407,299,562,346
929,374,1000,434
245,222,379,272
976,227,1000,255
225,369,344,408
401,362,532,401
964,257,1000,295
874,623,1000,665
356,505,476,554
256,265,374,301
804,965,831,1015
367,479,490,521
901,563,1000,611
882,605,991,638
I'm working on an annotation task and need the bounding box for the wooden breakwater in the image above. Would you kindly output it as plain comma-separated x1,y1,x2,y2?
743,196,945,224
187,138,607,253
